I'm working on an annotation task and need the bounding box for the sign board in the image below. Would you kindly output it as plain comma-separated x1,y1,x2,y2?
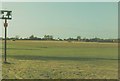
0,10,12,19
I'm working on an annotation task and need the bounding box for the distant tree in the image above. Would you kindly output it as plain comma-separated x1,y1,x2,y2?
20,38,23,40
15,35,20,40
67,37,74,42
29,35,34,39
82,38,86,42
29,35,38,40
77,36,81,41
57,38,62,41
92,37,100,42
43,35,53,40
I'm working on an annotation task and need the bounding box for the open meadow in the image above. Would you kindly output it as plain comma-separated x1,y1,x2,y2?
2,40,118,79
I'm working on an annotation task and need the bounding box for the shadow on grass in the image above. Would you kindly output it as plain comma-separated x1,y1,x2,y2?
1,47,48,50
7,55,118,61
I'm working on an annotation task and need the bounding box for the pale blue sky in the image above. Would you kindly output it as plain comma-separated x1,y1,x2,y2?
1,2,118,39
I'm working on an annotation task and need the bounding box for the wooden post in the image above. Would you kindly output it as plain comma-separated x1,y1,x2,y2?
4,19,8,63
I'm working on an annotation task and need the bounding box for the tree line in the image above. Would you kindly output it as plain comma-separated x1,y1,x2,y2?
0,35,119,43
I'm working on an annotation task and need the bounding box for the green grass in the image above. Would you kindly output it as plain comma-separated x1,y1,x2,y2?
2,40,118,79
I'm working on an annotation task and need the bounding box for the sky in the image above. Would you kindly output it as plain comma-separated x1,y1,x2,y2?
1,2,118,39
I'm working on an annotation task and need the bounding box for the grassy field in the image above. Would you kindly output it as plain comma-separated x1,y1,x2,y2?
1,40,118,79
